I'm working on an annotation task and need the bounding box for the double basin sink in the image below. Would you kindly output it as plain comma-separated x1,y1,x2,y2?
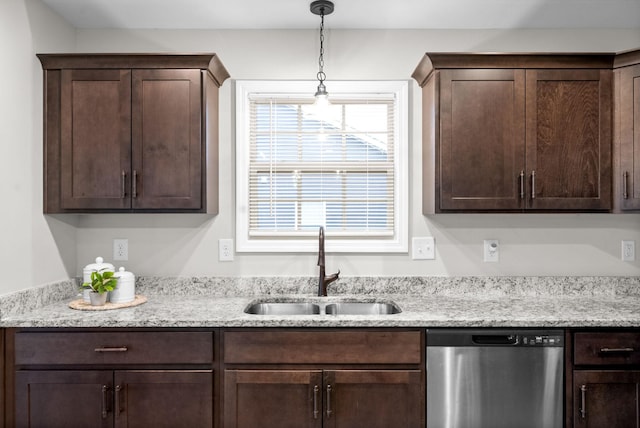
245,299,401,316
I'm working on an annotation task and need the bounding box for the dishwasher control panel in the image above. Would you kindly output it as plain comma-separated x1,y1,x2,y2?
521,334,564,347
427,329,565,347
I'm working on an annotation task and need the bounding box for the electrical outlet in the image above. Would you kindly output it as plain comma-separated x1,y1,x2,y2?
412,237,435,260
622,240,636,262
219,239,234,262
483,239,499,262
113,239,128,261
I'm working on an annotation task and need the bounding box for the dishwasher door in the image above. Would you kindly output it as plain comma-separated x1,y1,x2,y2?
426,329,564,428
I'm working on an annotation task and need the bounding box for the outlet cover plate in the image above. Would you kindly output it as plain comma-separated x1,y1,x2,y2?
412,237,435,260
219,239,234,262
113,239,128,261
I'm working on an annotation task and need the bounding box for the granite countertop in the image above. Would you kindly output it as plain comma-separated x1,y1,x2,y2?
1,276,640,328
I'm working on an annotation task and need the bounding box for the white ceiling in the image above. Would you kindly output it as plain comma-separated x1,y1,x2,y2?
41,0,640,30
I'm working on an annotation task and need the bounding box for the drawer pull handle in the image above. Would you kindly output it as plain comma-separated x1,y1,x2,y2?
599,347,634,353
579,384,587,419
95,346,128,353
326,384,332,418
313,385,319,419
101,385,110,419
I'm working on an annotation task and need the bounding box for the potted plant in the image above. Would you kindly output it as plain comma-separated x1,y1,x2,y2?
82,269,118,306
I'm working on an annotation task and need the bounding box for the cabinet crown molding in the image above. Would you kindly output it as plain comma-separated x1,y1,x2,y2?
36,53,230,87
412,52,616,87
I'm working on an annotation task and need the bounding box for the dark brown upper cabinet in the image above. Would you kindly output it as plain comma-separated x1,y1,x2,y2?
614,49,640,212
413,53,614,213
38,54,229,213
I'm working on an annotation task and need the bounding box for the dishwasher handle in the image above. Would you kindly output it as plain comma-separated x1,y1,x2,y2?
472,334,519,345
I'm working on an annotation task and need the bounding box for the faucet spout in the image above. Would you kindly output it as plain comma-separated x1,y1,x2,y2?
317,226,339,296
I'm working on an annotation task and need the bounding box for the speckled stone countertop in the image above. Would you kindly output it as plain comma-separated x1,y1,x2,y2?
1,276,639,328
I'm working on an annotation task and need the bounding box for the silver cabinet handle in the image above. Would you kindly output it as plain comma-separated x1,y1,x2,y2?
101,385,110,419
623,171,629,199
313,385,319,419
95,346,128,353
600,347,634,353
531,170,536,199
120,169,127,199
326,384,333,418
579,384,587,419
519,171,525,200
132,170,138,198
115,384,123,415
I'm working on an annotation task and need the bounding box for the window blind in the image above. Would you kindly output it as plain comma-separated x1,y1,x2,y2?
247,97,395,237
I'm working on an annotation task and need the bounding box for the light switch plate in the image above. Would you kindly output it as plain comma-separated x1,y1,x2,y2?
412,237,435,260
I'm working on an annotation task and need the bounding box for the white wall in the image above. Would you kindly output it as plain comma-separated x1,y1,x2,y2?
6,1,640,286
68,28,640,277
0,0,76,296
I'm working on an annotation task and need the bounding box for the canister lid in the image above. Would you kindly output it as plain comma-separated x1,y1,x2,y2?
83,256,114,272
114,266,135,279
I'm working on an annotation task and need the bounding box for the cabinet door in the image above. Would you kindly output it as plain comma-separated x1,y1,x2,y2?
617,64,640,210
114,370,213,428
439,69,526,211
131,69,203,210
223,370,323,428
573,370,640,428
526,69,612,210
324,370,423,428
15,370,113,428
60,69,132,210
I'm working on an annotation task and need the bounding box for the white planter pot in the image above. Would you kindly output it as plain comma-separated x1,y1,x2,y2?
89,291,108,306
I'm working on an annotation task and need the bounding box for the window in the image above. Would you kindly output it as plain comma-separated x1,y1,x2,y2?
235,80,408,253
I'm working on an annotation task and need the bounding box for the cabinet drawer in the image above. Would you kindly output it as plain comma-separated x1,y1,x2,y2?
574,332,640,365
223,330,421,364
15,331,213,366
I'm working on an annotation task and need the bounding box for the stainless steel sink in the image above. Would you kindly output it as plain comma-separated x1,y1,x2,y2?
244,300,401,315
244,302,321,315
324,302,401,315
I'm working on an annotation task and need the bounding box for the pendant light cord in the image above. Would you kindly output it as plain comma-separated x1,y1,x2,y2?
317,9,326,88
311,0,333,99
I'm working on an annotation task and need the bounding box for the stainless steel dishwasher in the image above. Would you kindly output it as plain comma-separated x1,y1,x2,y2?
426,329,564,428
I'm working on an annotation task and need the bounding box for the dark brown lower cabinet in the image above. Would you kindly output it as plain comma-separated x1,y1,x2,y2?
224,370,321,428
323,370,422,428
1,329,4,428
15,370,213,428
223,369,422,428
573,371,640,428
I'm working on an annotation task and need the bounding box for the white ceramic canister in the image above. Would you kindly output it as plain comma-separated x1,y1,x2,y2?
82,257,115,302
110,267,135,304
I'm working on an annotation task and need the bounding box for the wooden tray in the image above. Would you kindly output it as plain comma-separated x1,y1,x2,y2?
69,295,147,311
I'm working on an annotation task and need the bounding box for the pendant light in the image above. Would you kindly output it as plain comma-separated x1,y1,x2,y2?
310,0,334,107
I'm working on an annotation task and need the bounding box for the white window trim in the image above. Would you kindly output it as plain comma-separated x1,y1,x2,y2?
235,80,408,253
